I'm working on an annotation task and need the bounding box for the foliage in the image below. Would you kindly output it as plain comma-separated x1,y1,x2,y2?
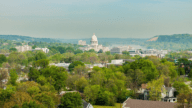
9,69,18,86
189,69,192,78
29,66,68,93
21,101,42,108
33,59,49,68
122,51,130,55
74,77,88,92
35,92,59,108
0,54,7,66
173,81,190,93
95,90,115,106
178,68,185,75
9,48,17,52
59,92,82,108
0,69,8,88
0,85,16,106
3,92,32,108
147,76,164,101
8,52,28,66
34,51,47,61
84,85,101,104
69,61,85,72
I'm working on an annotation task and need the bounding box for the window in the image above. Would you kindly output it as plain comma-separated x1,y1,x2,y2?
173,99,175,101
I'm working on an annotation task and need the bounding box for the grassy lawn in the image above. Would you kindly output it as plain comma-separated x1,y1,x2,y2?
93,103,122,108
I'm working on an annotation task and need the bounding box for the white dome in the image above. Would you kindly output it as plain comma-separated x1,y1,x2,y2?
91,34,98,41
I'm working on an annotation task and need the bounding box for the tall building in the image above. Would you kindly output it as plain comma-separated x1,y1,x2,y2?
79,33,110,52
15,45,32,52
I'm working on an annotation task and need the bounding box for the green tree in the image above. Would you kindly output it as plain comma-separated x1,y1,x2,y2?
95,90,115,106
74,77,88,92
35,92,59,108
98,49,103,53
87,49,96,53
9,69,18,86
28,68,40,81
0,54,7,66
74,49,83,54
84,85,101,104
0,85,16,106
114,54,121,59
3,92,32,108
8,52,28,66
22,101,42,108
105,51,111,55
41,66,68,93
73,65,87,76
56,46,66,54
173,81,190,93
69,61,85,72
189,69,192,78
59,92,82,108
178,68,185,75
66,47,75,53
122,51,130,56
34,51,47,61
0,69,8,88
147,76,165,101
127,69,144,92
32,45,37,49
9,48,17,52
33,59,49,69
129,59,158,82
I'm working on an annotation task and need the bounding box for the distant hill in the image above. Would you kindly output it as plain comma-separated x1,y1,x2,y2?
0,35,61,43
147,34,192,43
144,34,192,50
58,38,148,47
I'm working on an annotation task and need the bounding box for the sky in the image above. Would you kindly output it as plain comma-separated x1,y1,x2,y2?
0,0,192,39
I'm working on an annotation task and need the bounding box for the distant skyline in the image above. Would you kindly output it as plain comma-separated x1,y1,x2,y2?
0,0,192,39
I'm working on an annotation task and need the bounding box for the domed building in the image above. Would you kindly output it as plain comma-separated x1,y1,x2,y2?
90,33,98,46
79,33,109,52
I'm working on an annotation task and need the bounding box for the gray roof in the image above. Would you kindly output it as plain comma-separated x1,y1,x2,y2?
123,99,177,108
82,99,90,108
165,87,175,92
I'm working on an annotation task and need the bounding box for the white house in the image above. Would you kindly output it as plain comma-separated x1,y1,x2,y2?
34,48,49,53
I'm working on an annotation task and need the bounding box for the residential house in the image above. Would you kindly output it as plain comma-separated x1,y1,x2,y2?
138,85,177,103
82,100,93,108
122,98,177,108
33,48,50,53
162,87,177,102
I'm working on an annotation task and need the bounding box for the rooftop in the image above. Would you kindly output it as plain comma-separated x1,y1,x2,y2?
123,99,177,108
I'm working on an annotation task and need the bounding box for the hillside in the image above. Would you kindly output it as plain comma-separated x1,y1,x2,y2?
147,34,192,43
144,34,192,50
0,35,61,43
147,37,158,42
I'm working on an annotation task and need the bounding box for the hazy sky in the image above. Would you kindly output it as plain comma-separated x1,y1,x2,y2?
0,0,192,39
